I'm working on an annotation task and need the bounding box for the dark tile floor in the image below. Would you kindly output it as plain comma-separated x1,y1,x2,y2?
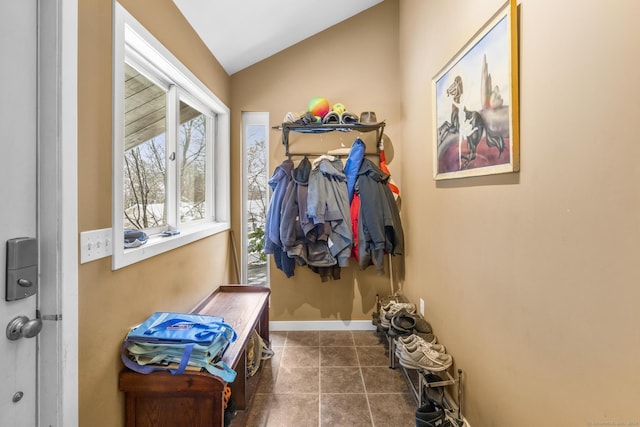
230,330,418,427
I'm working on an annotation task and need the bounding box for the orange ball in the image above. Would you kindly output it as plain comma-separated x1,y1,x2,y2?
308,97,330,120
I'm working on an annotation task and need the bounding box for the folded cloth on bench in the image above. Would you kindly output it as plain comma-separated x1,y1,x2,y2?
121,312,237,382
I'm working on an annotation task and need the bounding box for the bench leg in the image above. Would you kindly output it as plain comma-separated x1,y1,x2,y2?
231,350,247,410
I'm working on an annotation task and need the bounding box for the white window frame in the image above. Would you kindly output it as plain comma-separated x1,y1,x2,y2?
112,2,230,270
241,112,270,285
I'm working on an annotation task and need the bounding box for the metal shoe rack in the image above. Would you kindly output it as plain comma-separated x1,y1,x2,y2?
379,328,465,421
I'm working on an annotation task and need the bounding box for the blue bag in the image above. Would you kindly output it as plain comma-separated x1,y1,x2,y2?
125,312,236,345
121,312,238,382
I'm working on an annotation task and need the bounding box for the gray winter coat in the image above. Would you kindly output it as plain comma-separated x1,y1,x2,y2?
307,157,353,267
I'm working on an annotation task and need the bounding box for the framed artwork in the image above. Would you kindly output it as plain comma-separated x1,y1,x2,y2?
433,0,519,180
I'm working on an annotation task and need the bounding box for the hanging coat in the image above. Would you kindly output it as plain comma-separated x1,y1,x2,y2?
280,157,312,265
307,156,353,268
264,159,295,277
354,158,404,275
344,137,366,203
378,138,401,209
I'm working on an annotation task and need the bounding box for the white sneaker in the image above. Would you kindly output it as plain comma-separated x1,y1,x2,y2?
405,340,446,355
384,303,416,319
398,334,445,354
398,346,452,372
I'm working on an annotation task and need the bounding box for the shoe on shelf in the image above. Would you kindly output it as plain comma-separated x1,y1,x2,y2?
415,399,450,427
398,345,453,372
423,373,446,407
384,303,417,320
340,111,359,124
379,293,404,307
403,339,446,355
398,334,445,354
372,309,381,326
414,316,433,334
444,409,465,427
414,331,438,344
395,341,446,364
381,302,413,330
398,333,425,346
390,313,417,334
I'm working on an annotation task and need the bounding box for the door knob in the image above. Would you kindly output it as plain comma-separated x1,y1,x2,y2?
6,315,43,340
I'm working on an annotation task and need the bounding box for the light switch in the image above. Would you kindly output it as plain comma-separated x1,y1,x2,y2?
80,228,112,263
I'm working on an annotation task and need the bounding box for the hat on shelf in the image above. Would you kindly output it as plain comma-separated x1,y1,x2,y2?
359,111,378,124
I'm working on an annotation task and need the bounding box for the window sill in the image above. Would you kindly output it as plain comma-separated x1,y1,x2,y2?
112,221,230,270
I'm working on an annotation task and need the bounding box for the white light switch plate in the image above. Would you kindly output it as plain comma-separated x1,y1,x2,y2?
80,228,112,263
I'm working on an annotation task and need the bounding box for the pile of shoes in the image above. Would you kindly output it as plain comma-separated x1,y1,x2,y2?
321,110,359,124
283,111,316,125
373,295,438,343
381,301,417,334
372,293,408,330
282,110,360,125
395,334,452,372
372,293,453,373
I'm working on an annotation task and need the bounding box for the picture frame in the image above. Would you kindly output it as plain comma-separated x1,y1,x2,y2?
432,0,519,180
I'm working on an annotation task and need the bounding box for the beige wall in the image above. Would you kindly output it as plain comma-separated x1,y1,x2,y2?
400,0,640,425
230,1,402,322
77,1,232,425
76,0,640,425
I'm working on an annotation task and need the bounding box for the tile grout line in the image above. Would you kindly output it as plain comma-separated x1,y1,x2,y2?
353,331,376,427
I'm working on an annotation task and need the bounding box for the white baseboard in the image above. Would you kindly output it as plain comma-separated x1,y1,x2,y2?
269,320,377,331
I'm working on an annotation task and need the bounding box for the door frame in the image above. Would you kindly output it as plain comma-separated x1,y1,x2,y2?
37,0,78,425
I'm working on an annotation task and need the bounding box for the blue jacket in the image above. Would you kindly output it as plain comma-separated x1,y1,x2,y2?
344,137,366,203
264,160,295,277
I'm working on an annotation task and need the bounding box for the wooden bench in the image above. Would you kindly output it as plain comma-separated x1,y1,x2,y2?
119,285,270,427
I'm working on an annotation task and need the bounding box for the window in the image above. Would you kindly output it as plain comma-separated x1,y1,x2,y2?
241,112,269,285
113,3,230,269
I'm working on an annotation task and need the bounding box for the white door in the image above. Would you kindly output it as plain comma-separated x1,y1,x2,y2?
0,1,39,426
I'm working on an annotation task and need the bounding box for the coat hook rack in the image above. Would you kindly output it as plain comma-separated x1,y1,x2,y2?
273,122,386,158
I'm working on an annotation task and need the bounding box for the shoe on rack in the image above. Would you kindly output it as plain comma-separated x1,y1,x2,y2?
388,325,413,338
398,334,445,354
379,293,402,307
398,345,453,372
398,334,427,346
404,339,446,355
414,316,433,334
380,301,413,330
444,409,464,427
390,313,417,334
379,313,391,331
415,399,450,427
423,373,446,406
384,303,417,320
395,341,446,363
414,331,437,344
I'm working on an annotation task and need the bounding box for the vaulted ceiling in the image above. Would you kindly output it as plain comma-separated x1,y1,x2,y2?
172,0,383,75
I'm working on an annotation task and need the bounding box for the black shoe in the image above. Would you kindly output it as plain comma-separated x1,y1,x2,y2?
416,399,448,427
423,373,445,406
